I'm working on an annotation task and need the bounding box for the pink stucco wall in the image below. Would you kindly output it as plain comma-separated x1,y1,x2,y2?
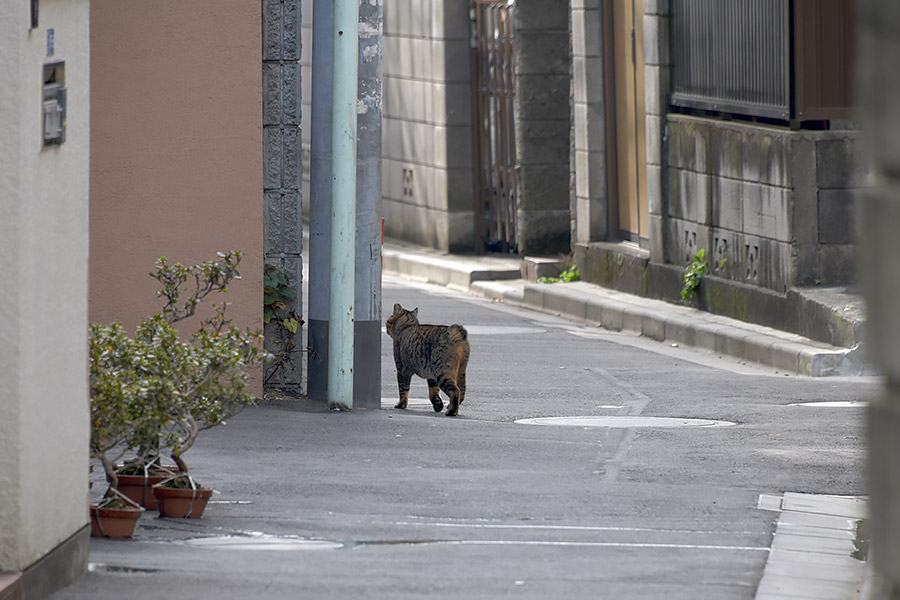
89,1,263,387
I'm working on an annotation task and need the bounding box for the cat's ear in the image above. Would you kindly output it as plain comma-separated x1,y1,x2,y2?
413,307,418,315
393,303,402,314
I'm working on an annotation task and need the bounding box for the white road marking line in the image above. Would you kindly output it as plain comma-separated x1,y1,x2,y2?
419,540,770,552
390,520,760,536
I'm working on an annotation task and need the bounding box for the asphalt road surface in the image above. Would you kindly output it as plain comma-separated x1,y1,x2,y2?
55,274,875,599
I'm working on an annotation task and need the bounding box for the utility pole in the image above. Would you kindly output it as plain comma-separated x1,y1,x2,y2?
309,0,382,410
327,0,360,411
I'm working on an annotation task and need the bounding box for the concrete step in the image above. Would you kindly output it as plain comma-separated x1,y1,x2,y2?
382,245,521,290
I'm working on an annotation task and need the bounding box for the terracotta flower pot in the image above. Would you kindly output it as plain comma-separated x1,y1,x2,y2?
152,484,213,518
90,504,144,538
115,471,174,510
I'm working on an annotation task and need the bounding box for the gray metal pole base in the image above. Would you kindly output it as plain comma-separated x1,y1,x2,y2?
308,318,381,410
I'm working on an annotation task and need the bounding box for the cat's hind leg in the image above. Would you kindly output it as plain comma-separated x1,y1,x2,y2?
395,370,412,409
438,376,461,416
457,354,468,408
427,378,444,412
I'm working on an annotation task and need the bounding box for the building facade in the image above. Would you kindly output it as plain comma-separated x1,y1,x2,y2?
89,0,265,388
301,0,573,256
573,0,863,304
0,0,92,596
302,1,861,335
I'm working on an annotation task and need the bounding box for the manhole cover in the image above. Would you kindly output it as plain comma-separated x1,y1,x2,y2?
515,416,735,428
788,401,867,408
183,536,342,551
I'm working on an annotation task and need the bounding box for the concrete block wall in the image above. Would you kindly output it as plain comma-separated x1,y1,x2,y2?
813,138,865,282
381,0,474,252
666,114,865,292
571,0,608,245
264,0,304,392
515,0,571,256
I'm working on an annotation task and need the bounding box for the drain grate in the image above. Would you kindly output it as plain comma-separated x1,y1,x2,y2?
515,416,735,428
88,563,163,573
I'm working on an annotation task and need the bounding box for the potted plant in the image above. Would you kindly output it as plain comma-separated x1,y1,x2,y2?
90,251,264,520
141,252,263,518
88,322,146,537
112,460,177,511
140,310,261,518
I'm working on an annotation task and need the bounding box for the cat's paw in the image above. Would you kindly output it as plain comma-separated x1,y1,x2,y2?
444,408,458,416
394,401,408,409
430,397,444,412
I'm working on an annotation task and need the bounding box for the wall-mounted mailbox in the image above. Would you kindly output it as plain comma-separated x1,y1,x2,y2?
42,61,65,147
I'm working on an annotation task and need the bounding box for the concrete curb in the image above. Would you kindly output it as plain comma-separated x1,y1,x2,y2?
383,245,866,377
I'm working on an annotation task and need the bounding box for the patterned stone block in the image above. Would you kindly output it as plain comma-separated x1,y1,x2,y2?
262,63,282,127
262,0,283,61
263,127,283,190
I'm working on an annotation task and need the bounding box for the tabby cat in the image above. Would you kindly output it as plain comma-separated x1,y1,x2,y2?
385,303,470,416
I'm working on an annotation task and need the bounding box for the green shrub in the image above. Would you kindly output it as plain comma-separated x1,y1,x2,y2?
681,249,709,301
536,263,580,284
89,251,264,495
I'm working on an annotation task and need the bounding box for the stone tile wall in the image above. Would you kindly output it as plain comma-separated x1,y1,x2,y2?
380,0,474,252
666,114,865,292
301,1,472,252
571,0,608,245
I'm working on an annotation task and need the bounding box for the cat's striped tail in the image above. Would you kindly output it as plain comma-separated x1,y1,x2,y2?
448,324,468,342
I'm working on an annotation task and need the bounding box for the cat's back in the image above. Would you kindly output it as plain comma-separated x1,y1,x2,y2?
403,322,466,342
397,322,468,359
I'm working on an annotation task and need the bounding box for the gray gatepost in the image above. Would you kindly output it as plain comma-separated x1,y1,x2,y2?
514,0,572,256
308,0,382,408
353,0,383,410
307,0,334,403
263,0,304,394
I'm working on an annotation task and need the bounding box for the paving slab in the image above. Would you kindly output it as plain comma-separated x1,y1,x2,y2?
762,560,868,582
756,577,862,600
767,548,867,569
781,493,868,519
771,533,859,555
755,493,868,600
773,522,857,541
777,511,861,531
